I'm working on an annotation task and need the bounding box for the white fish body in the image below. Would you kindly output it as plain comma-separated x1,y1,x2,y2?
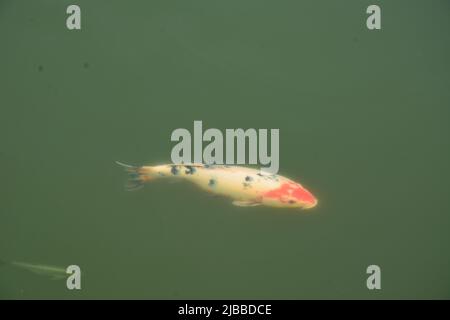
117,162,317,209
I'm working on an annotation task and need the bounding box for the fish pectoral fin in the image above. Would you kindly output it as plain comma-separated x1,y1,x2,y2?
232,200,261,207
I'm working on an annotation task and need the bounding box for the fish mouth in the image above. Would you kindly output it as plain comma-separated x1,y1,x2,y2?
303,199,318,209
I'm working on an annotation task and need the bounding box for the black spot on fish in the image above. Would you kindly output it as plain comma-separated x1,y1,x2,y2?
289,200,296,204
245,176,253,182
208,179,216,187
184,165,196,175
257,173,264,177
171,165,179,175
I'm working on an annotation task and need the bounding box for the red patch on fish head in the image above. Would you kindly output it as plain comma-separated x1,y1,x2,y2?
291,184,317,206
263,183,291,200
263,182,317,208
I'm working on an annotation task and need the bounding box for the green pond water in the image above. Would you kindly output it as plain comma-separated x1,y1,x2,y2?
0,0,449,299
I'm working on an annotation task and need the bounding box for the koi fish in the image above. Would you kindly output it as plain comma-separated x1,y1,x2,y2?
116,162,318,209
0,259,68,280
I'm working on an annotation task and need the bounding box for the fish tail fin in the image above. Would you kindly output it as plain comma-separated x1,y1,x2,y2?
116,161,156,191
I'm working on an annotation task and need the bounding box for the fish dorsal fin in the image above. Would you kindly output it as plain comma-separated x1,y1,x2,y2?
173,163,225,168
174,163,205,167
232,200,261,207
